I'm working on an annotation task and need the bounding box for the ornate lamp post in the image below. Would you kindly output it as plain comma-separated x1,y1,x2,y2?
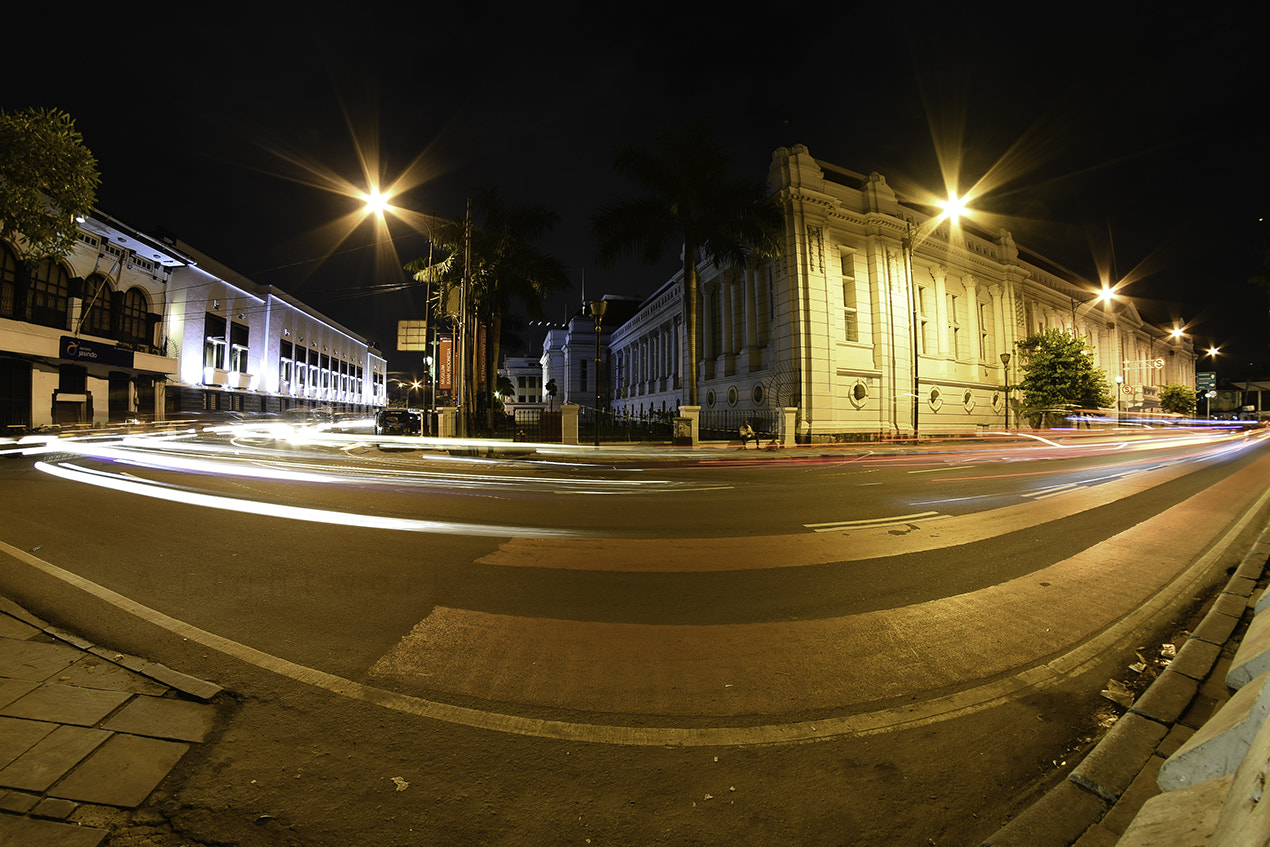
1000,352,1012,430
589,300,607,447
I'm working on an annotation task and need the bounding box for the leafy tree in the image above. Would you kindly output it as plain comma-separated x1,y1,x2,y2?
405,188,569,431
591,123,784,406
1015,328,1112,427
1159,383,1197,416
0,107,100,264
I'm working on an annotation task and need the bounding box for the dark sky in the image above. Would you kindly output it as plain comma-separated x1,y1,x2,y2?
7,5,1267,375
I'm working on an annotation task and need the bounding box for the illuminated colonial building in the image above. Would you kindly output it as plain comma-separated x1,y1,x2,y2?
164,241,387,417
599,145,1197,440
0,211,386,430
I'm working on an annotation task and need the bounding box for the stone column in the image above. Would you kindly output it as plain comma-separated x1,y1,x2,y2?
932,266,949,357
966,275,982,362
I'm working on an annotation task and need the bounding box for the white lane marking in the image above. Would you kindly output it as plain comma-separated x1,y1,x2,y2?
804,512,949,532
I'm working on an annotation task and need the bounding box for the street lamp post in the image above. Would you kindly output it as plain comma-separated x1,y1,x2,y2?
903,195,970,439
1202,346,1220,420
1000,352,1012,430
590,300,607,447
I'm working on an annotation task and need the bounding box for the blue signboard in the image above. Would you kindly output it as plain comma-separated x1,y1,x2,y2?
1197,371,1216,390
60,336,134,368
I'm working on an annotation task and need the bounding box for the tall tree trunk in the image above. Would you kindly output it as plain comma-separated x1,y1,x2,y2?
487,314,502,432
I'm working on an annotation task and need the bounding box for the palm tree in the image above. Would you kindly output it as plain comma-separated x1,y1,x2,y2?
405,188,569,431
591,123,783,406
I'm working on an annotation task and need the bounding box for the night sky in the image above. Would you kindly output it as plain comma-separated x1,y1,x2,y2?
7,5,1266,376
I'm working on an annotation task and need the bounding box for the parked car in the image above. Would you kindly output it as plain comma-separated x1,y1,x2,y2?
375,408,422,435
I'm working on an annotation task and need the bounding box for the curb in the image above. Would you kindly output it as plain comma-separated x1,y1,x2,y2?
979,519,1270,845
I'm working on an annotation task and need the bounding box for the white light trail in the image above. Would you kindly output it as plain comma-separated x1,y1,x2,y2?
35,461,590,539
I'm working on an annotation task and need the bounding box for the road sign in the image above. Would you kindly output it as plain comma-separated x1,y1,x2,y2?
397,320,428,351
1197,371,1216,390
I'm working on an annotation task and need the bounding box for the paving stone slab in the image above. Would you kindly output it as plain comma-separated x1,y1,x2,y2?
142,663,223,701
1072,824,1121,847
1170,638,1222,682
102,694,216,742
1213,592,1251,618
54,655,167,696
1097,753,1164,837
0,715,57,769
1191,609,1241,647
0,683,131,726
0,813,107,847
0,725,111,792
1129,670,1198,724
1221,576,1258,601
0,599,47,629
0,614,41,640
50,733,189,807
0,788,40,813
1157,724,1196,759
1070,712,1169,803
0,638,80,681
0,677,40,710
32,795,79,819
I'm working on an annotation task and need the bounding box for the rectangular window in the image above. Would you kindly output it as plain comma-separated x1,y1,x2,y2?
579,359,588,392
917,285,929,354
279,340,293,383
203,312,227,370
230,322,249,372
979,302,990,361
840,252,858,342
948,294,961,359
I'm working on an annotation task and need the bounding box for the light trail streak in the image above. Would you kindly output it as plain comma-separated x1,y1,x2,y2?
34,461,591,539
20,433,715,496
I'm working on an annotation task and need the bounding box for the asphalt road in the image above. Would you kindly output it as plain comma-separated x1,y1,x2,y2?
2,425,1269,844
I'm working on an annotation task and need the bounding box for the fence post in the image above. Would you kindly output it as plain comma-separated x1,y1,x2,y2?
674,405,700,446
561,404,580,445
782,407,798,447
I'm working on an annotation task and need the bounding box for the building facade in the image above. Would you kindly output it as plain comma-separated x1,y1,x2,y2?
163,241,387,418
1,211,183,429
1,211,386,431
582,145,1197,440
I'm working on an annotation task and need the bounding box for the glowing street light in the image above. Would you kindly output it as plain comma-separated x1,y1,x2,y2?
363,189,391,215
938,195,969,220
905,193,970,438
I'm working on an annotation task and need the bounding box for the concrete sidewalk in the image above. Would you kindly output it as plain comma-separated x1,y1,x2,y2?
0,598,221,847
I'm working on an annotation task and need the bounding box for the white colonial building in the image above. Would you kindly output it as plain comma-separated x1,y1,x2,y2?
1,210,386,431
589,145,1197,441
164,241,387,417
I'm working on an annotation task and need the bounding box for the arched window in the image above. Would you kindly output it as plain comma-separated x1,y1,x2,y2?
1,243,19,319
27,260,70,329
120,287,149,345
81,273,113,337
